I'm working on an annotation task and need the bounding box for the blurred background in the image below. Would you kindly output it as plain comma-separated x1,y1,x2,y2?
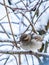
0,0,49,65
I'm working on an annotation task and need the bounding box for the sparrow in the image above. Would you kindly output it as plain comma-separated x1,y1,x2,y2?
20,33,44,52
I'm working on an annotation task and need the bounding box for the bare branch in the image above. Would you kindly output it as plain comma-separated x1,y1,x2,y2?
34,6,49,24
3,0,17,47
0,50,49,57
0,23,10,38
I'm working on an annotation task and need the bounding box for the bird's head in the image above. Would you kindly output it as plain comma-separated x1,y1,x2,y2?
20,34,31,44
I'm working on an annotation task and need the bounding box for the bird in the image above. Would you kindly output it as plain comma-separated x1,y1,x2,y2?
20,33,44,52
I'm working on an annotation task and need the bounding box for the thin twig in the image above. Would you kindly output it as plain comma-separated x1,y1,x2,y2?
0,12,10,21
25,54,29,65
13,55,18,65
23,24,30,34
3,0,17,47
20,12,37,34
0,39,16,43
34,6,49,25
0,2,28,11
0,31,17,37
0,23,10,38
31,55,34,65
20,0,28,10
4,56,10,65
0,50,49,57
18,54,21,65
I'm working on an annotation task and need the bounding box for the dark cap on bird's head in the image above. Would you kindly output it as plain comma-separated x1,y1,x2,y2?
20,34,31,43
20,34,28,41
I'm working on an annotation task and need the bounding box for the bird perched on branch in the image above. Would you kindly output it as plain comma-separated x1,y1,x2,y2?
20,33,44,52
